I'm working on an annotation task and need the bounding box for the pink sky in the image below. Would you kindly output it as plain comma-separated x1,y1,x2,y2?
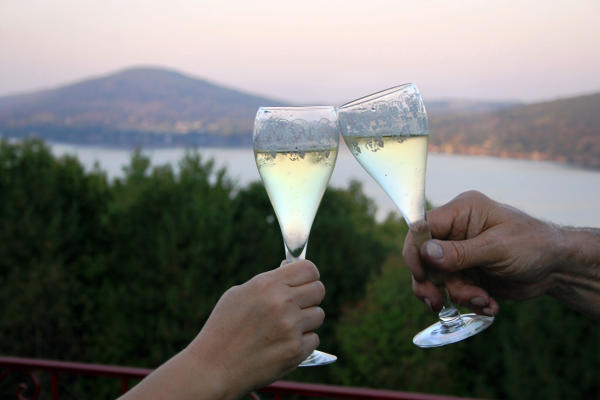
1,0,599,103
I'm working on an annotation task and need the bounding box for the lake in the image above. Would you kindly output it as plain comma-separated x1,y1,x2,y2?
49,142,600,228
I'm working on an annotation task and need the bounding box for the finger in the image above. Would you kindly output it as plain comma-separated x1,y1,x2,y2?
299,306,325,333
402,230,428,282
291,280,325,309
464,298,499,317
300,332,320,360
485,297,500,317
444,275,492,312
420,234,502,273
426,197,467,240
426,190,492,240
412,275,443,312
278,260,320,286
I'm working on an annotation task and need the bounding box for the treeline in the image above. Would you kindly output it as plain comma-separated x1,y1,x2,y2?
0,139,598,399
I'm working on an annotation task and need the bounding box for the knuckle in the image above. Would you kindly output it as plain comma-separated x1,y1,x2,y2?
283,338,304,363
291,260,319,281
402,246,421,276
462,190,485,200
411,278,424,297
268,294,290,317
448,288,469,306
315,281,326,301
249,271,273,290
311,333,320,350
411,266,427,282
452,241,470,267
225,284,242,297
315,306,326,323
281,317,296,333
304,261,320,281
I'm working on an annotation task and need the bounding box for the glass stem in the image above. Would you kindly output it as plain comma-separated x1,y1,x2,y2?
410,219,464,330
284,241,308,264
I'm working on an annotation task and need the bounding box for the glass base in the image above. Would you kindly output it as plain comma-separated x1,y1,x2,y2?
298,350,337,367
413,313,494,348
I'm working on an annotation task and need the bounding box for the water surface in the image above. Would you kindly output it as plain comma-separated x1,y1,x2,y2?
50,142,600,228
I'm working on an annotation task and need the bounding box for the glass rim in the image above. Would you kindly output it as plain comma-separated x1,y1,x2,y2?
338,83,416,109
257,105,335,112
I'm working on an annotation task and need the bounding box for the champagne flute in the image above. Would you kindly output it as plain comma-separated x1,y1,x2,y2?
336,84,494,347
253,106,338,366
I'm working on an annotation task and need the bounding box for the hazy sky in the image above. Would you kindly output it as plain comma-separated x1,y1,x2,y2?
1,0,599,103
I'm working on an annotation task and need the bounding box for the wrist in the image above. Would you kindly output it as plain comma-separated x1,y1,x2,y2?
547,224,571,279
547,226,600,319
553,226,600,274
119,345,233,400
185,333,247,400
531,221,568,295
182,341,228,400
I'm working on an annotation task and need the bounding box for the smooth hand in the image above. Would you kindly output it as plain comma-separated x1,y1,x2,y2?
119,260,325,400
187,260,325,399
403,191,565,315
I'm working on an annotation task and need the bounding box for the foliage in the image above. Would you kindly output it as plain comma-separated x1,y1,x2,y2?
333,257,600,399
0,138,598,399
332,257,460,395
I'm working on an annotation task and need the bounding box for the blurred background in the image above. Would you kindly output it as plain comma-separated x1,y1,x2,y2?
0,1,599,399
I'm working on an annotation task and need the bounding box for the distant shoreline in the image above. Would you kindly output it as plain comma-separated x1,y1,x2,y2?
429,144,566,163
428,144,599,171
4,133,598,171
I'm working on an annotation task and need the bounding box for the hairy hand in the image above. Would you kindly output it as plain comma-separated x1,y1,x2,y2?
403,191,562,315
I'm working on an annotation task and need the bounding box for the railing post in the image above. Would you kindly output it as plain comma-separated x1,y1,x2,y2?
50,372,59,400
14,370,41,400
121,378,129,394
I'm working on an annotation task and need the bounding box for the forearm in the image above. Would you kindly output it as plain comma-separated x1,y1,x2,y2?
118,347,232,400
549,227,600,319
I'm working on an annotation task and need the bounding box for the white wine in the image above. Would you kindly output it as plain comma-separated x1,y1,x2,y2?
255,148,338,258
344,134,428,224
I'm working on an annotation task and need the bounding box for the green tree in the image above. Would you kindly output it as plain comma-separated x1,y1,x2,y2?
330,253,461,395
1,138,598,399
0,138,110,361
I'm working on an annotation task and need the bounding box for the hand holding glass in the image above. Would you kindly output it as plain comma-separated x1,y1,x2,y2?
337,84,494,347
253,106,338,365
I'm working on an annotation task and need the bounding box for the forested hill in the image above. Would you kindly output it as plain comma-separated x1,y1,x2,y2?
0,67,286,147
428,92,600,169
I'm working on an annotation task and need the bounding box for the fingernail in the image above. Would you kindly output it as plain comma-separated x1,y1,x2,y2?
424,241,443,259
471,297,488,307
483,307,494,316
424,298,433,311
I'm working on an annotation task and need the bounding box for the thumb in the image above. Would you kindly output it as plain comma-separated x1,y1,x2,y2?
420,238,489,272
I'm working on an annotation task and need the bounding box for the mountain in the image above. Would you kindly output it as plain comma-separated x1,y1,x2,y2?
0,68,598,169
0,67,286,147
428,92,600,169
426,99,521,114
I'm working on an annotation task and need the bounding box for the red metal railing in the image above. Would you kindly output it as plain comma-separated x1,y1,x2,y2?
0,356,152,399
0,356,476,400
259,381,475,400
